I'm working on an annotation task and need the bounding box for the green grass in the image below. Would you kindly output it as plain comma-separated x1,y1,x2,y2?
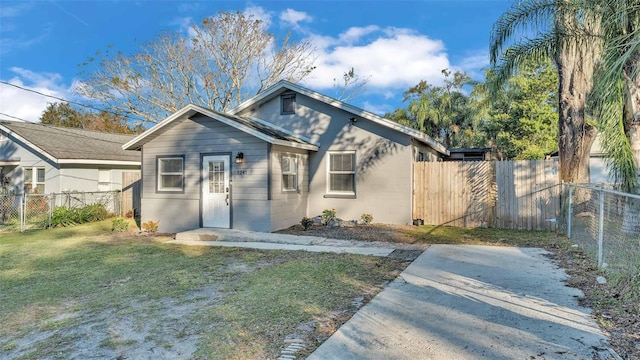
404,225,566,247
0,220,405,359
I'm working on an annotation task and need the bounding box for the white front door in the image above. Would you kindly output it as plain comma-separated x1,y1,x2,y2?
202,155,230,228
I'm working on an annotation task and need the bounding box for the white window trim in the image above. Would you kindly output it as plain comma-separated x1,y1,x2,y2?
23,167,45,194
326,151,356,195
281,155,298,192
157,156,184,192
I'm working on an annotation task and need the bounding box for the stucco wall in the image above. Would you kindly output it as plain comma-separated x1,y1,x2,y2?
270,145,309,231
140,115,271,233
239,92,416,225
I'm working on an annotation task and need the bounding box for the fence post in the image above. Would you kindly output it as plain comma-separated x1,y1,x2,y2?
567,184,573,239
19,194,24,232
598,188,605,267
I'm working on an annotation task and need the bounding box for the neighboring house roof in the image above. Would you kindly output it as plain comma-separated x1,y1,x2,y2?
230,80,449,156
123,104,320,151
0,120,141,165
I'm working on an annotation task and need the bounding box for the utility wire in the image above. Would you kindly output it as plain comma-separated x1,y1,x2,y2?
0,80,144,121
0,112,27,122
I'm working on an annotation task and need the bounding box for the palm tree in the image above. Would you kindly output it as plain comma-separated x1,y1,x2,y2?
490,0,601,185
491,0,640,192
589,0,640,192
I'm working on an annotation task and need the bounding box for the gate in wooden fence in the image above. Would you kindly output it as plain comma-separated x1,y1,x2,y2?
413,160,560,230
121,171,141,217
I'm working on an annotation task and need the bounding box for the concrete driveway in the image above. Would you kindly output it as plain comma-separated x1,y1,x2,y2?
307,245,611,360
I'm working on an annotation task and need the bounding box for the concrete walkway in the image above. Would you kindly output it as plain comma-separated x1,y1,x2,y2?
168,228,426,257
308,245,611,360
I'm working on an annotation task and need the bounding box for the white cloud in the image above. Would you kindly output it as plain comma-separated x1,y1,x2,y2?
362,101,394,116
0,68,74,122
279,9,312,29
244,5,272,28
456,52,490,79
302,27,451,93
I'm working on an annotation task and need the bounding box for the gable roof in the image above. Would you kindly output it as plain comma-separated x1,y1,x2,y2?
0,120,141,165
230,80,449,156
122,104,319,151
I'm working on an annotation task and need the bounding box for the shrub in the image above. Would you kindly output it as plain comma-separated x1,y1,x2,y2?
360,213,373,225
111,218,129,232
300,217,314,230
141,220,159,234
50,206,80,227
321,208,336,225
79,204,109,223
49,203,110,228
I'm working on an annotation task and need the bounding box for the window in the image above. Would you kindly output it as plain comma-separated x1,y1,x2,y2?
23,167,45,193
157,156,184,192
281,155,298,191
281,93,296,115
327,152,355,195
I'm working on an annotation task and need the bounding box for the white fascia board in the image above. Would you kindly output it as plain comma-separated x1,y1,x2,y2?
58,159,141,166
0,159,21,166
0,123,58,163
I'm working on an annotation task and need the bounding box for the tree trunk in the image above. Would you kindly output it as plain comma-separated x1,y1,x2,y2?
556,42,598,185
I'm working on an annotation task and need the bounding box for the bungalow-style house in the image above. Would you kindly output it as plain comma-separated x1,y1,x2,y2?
123,81,448,233
0,120,140,195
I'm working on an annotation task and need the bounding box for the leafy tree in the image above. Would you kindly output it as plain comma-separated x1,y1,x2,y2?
474,59,558,160
39,102,143,134
76,11,316,124
386,69,477,148
490,0,601,184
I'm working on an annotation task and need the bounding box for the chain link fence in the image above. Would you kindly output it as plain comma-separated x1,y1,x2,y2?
0,191,121,233
560,183,640,276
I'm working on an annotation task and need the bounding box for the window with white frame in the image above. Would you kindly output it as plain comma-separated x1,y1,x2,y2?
23,167,45,194
157,156,184,192
281,155,298,191
327,152,356,194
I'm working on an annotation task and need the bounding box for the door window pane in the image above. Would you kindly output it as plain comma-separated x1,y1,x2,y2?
209,161,225,193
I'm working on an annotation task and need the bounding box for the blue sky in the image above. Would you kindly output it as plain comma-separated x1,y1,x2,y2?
0,0,514,123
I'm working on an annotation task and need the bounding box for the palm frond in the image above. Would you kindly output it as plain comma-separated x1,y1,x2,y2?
490,0,557,65
489,32,557,92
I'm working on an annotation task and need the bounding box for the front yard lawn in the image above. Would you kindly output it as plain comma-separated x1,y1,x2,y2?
0,220,405,359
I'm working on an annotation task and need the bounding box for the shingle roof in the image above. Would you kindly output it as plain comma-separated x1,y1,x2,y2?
0,120,141,163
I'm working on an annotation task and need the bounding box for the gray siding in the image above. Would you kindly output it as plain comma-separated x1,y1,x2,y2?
1,135,138,194
1,136,59,194
140,115,271,233
270,145,309,231
239,93,415,225
59,166,139,192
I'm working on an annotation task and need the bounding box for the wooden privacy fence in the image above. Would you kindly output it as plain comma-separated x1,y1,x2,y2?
121,171,141,217
413,160,560,230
